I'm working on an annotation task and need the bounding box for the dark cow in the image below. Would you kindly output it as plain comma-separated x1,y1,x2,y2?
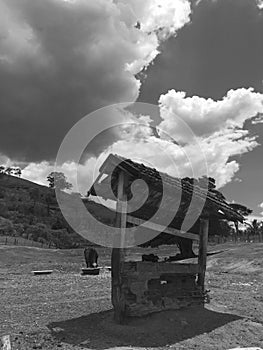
142,254,159,262
84,247,98,268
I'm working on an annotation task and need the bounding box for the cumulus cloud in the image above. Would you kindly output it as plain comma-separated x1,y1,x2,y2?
4,85,262,194
22,155,102,196
15,87,263,192
86,87,262,190
2,0,262,195
259,202,263,216
256,0,263,9
148,88,263,187
116,0,191,41
104,129,256,189
0,0,191,162
158,88,263,143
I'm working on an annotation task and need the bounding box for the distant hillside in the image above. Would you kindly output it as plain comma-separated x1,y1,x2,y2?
0,173,50,191
0,173,111,248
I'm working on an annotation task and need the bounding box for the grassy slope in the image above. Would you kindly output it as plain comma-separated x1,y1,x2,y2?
0,173,51,192
0,174,115,248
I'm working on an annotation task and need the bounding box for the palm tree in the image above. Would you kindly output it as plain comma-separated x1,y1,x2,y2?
229,203,252,242
251,219,261,242
243,219,262,242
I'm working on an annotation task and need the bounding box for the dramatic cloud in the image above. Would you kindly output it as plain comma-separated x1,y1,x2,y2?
22,157,99,195
17,87,263,192
256,0,263,9
2,0,263,201
116,0,191,42
0,0,191,162
105,129,257,189
158,88,263,143
154,88,262,187
259,202,263,216
87,88,262,190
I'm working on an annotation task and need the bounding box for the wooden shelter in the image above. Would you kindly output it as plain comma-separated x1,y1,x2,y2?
88,154,243,323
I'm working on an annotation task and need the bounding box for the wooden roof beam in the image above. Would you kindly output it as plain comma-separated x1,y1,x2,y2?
126,215,200,241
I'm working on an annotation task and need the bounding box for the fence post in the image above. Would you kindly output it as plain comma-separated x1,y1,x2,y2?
197,218,209,291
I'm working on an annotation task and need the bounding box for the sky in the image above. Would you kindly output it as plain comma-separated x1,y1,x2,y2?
0,0,263,220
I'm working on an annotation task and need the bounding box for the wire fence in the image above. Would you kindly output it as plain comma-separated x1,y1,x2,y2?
0,235,56,249
0,232,262,250
208,232,262,244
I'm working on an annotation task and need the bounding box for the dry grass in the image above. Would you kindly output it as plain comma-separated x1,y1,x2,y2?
0,243,263,349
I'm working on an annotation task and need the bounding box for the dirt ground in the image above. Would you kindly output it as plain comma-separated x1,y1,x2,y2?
0,243,262,350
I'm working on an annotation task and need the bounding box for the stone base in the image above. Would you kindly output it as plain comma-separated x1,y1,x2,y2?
119,261,206,317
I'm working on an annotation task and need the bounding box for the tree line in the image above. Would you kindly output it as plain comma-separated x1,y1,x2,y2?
0,165,22,177
1,167,262,246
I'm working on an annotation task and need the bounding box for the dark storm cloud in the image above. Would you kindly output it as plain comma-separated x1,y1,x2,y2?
0,0,144,162
0,0,192,162
0,0,143,161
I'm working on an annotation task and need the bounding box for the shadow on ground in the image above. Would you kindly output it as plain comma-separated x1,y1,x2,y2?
48,306,242,348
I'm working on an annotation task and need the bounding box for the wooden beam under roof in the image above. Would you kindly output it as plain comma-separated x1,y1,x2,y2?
126,215,200,241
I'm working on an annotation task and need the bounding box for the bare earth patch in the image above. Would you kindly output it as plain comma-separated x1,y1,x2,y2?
0,243,262,349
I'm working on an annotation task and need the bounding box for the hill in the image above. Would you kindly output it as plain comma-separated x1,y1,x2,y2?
0,173,111,248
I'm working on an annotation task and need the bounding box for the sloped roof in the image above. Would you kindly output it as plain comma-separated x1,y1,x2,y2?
88,154,243,226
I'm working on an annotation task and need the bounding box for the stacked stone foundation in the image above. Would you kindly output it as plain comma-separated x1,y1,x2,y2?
120,261,206,317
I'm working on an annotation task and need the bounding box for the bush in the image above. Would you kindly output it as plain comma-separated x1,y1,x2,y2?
0,200,8,217
0,216,15,236
13,223,24,236
25,223,51,242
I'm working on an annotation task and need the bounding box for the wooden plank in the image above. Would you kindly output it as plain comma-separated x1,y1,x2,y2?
32,270,53,275
135,261,200,274
126,215,199,241
197,218,209,291
111,170,128,323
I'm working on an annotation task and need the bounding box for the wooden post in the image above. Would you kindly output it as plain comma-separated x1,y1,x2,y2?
111,170,128,323
233,221,238,243
197,218,209,292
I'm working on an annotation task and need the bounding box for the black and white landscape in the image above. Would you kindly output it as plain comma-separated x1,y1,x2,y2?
0,1,263,349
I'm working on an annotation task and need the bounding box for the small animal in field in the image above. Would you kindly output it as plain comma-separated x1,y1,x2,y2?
84,247,98,268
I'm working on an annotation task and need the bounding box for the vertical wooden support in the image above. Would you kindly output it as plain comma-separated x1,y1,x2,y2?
197,218,209,292
233,221,239,243
111,170,128,323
